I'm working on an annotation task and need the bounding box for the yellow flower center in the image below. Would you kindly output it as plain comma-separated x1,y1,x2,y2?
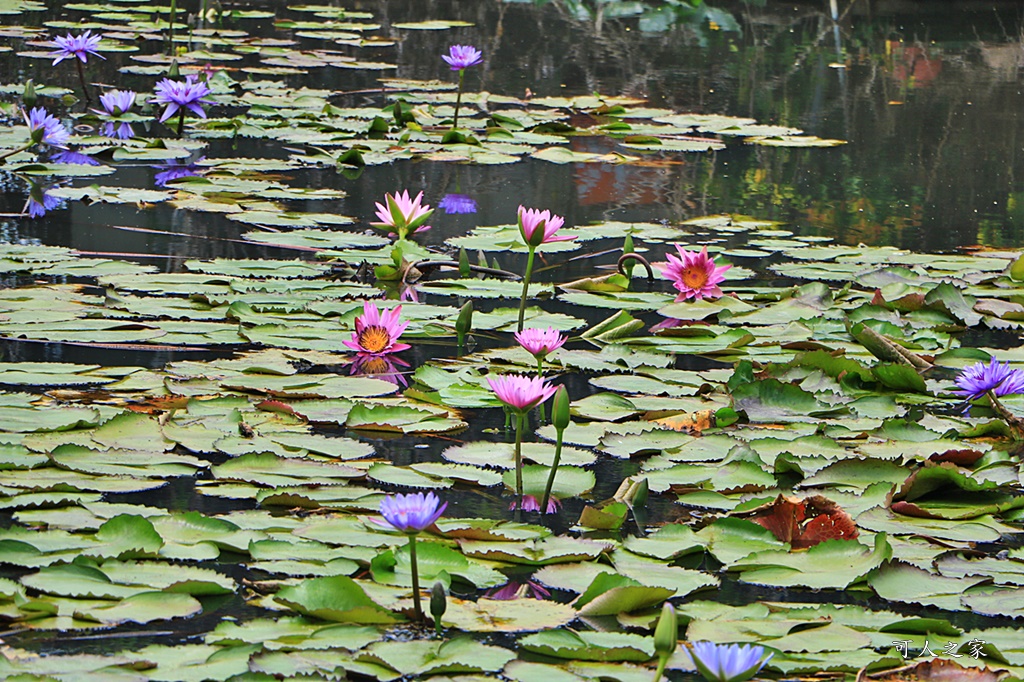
681,265,709,290
358,325,392,353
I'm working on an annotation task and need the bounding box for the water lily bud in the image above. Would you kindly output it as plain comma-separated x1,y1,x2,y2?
456,301,473,337
167,60,180,78
22,79,36,109
430,581,447,621
552,385,570,431
622,233,636,281
653,602,677,655
458,248,470,278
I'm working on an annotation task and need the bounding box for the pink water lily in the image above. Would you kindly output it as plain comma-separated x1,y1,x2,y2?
660,245,731,301
515,327,566,360
517,206,574,247
372,190,433,240
487,374,557,414
343,301,410,355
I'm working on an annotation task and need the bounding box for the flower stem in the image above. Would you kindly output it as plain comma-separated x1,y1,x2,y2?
516,247,536,332
75,60,91,103
652,654,669,682
540,423,564,514
536,358,546,422
176,110,186,137
0,144,31,165
514,412,526,505
408,534,422,621
167,0,177,55
452,68,464,129
986,390,1024,439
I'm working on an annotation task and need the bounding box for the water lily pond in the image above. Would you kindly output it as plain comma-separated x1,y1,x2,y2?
1,1,1024,680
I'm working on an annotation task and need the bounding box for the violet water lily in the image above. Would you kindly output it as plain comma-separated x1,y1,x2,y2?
954,358,1024,418
487,374,557,505
153,74,213,136
516,205,575,331
689,642,772,682
375,492,447,622
49,31,104,101
371,190,433,241
24,108,69,148
95,90,137,140
343,301,411,356
660,245,731,302
443,44,482,129
2,108,70,164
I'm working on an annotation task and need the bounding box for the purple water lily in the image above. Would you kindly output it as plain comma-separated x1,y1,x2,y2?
689,642,772,682
153,75,213,135
48,31,104,65
97,89,136,117
443,44,483,71
373,492,448,623
24,108,69,148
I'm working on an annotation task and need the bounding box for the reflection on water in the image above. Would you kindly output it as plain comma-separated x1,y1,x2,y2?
0,1,1020,262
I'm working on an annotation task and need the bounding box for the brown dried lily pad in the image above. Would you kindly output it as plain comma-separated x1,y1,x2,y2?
857,657,1009,682
734,494,858,549
928,449,985,467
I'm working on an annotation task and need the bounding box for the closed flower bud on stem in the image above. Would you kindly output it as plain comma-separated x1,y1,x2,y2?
430,581,447,636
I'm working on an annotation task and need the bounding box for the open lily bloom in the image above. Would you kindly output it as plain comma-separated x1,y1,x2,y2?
515,327,567,361
24,108,69,148
689,642,772,682
954,358,1024,402
443,44,483,70
96,89,136,117
371,190,433,239
153,74,213,123
376,492,447,534
487,374,557,414
660,245,731,301
343,301,411,355
48,31,104,65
